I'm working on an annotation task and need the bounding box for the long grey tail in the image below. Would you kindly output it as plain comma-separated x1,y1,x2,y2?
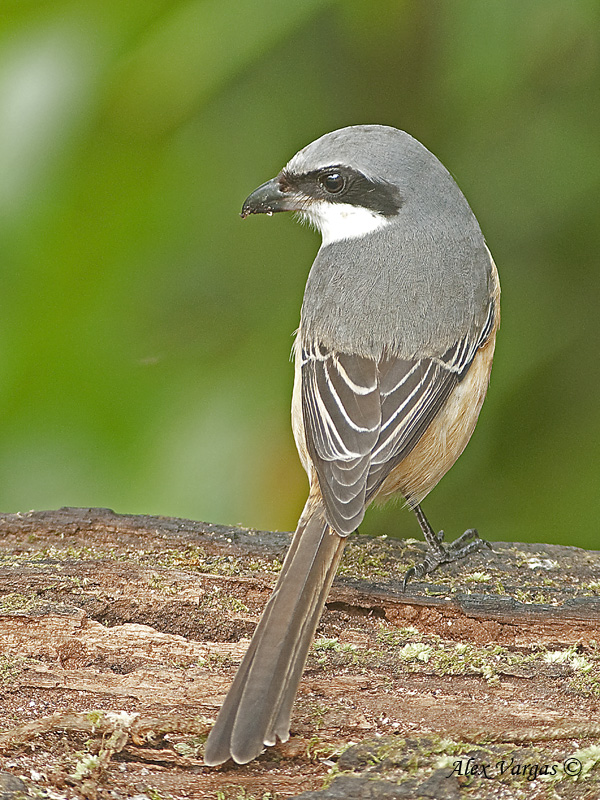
203,505,345,766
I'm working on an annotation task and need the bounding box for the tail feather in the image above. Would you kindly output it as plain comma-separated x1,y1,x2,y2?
268,536,344,744
203,507,345,766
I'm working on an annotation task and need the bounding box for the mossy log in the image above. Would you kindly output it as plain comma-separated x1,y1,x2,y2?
0,507,599,798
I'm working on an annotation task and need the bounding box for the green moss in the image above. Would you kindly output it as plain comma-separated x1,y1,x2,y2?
0,655,28,684
376,625,421,647
331,734,600,795
513,588,556,604
85,710,105,728
147,791,170,800
370,626,593,685
0,592,39,612
462,571,492,583
567,744,600,780
305,735,339,761
3,539,282,581
215,789,276,800
304,701,333,731
338,537,395,579
199,587,250,614
568,664,600,696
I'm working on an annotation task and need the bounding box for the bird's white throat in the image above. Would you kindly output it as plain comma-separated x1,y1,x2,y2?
301,201,391,246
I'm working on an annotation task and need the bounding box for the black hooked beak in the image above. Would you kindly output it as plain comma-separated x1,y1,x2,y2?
240,176,299,219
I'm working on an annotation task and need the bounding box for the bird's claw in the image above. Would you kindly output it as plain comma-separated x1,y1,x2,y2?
402,528,492,590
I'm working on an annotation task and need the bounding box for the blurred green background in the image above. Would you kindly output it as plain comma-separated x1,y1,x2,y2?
0,0,598,549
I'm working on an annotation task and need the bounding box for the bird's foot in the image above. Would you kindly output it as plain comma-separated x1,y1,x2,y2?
402,527,492,589
402,503,492,590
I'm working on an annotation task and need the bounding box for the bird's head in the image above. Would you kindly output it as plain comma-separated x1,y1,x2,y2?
240,125,416,247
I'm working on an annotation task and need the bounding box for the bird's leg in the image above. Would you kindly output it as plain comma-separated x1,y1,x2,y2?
402,503,492,589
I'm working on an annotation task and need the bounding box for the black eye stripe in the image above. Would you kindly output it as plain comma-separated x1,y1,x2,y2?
280,165,402,216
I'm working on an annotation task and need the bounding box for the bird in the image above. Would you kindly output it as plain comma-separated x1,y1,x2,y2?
203,124,500,766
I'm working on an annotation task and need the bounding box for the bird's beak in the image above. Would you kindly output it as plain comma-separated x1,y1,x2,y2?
240,177,299,218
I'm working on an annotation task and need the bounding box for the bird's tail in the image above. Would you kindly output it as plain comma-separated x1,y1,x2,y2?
203,504,345,766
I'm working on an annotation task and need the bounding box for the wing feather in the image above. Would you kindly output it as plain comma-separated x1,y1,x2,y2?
301,300,496,534
301,346,380,533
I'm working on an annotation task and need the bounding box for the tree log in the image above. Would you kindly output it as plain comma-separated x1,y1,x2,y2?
0,507,599,798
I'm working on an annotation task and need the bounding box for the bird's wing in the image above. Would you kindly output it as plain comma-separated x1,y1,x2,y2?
368,299,497,498
300,343,381,534
301,302,496,533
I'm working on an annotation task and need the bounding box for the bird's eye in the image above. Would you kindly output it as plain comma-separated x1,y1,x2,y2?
319,171,346,194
